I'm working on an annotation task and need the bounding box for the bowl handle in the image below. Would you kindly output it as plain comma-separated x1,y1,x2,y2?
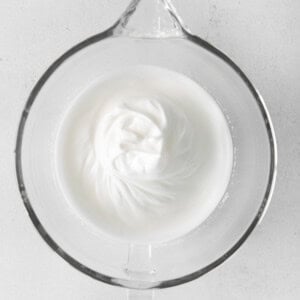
112,0,190,38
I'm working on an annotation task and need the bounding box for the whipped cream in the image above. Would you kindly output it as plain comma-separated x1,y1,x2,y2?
56,66,233,242
87,97,198,220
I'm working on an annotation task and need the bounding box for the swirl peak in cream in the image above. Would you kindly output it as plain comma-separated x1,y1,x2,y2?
88,97,198,218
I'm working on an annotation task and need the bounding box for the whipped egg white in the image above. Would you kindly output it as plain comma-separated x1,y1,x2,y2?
56,66,233,242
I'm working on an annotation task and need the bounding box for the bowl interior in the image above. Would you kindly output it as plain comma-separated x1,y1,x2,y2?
18,35,275,288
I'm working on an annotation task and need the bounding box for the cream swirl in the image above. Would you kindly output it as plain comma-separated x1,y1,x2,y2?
84,97,198,218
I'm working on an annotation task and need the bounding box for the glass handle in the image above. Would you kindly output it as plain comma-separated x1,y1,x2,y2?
112,0,189,38
124,243,156,295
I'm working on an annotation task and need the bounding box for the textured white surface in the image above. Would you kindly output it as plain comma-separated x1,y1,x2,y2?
0,0,299,299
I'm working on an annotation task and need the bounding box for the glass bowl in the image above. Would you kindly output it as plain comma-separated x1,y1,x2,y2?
15,0,277,293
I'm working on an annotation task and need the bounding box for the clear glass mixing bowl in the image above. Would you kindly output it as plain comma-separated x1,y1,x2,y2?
15,0,277,295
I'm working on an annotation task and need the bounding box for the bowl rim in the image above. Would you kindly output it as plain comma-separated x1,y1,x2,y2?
15,26,277,290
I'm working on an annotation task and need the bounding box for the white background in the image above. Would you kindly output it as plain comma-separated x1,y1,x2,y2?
0,1,299,299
